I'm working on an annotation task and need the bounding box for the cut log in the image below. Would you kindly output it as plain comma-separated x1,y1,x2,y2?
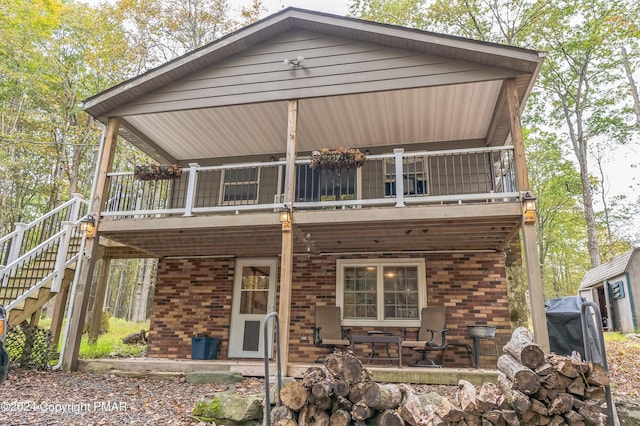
310,395,332,411
362,382,403,410
333,395,353,412
502,409,519,426
496,372,531,415
530,398,548,416
348,382,368,404
497,354,541,395
585,362,609,387
332,379,350,397
325,352,368,384
547,354,581,378
542,372,573,390
502,327,545,369
577,403,601,425
535,363,556,376
351,400,376,421
481,409,502,424
549,392,574,415
280,380,309,411
330,409,351,426
274,420,296,426
477,382,505,412
585,386,605,405
567,376,586,397
549,415,566,426
564,409,585,425
271,405,297,424
397,384,424,426
457,380,478,414
303,366,327,389
371,409,405,426
299,403,330,426
312,380,334,399
435,397,465,422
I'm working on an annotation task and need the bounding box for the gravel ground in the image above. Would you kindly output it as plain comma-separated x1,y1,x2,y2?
0,369,456,425
1,335,637,425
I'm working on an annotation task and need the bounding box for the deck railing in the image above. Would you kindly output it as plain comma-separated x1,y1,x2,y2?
103,146,518,219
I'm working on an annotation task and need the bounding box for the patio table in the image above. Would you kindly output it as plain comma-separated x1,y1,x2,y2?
350,332,402,368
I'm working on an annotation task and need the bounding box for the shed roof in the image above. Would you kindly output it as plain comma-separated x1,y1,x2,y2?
579,248,639,289
81,7,545,163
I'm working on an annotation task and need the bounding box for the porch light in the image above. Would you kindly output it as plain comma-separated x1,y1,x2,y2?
80,214,96,238
278,206,292,231
522,192,537,224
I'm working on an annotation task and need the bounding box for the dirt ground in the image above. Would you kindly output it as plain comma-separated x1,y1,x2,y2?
0,336,638,425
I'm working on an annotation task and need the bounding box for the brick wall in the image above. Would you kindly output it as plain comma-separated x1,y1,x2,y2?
148,252,509,368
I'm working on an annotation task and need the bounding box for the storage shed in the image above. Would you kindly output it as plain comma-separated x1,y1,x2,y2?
578,248,639,333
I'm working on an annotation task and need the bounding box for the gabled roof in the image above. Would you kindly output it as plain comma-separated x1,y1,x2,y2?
579,248,639,289
81,8,545,163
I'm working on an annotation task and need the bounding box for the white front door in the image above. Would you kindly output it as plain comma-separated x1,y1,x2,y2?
228,258,278,358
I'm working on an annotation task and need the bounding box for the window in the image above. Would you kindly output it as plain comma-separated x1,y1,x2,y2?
337,259,426,327
220,168,260,205
384,156,428,196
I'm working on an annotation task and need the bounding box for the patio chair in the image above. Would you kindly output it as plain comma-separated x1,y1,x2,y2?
313,306,351,362
401,306,448,367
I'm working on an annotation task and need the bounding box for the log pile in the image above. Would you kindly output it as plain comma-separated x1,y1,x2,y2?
270,327,610,425
436,327,609,425
272,351,428,426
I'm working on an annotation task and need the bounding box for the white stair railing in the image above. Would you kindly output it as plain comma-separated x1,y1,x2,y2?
0,195,89,313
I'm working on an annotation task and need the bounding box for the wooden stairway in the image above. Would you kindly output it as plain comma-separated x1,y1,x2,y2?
1,239,81,326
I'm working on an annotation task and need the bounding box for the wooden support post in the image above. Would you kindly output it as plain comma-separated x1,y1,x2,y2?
505,78,549,353
63,117,119,371
29,308,42,328
278,99,298,375
505,79,529,190
88,257,112,344
50,284,70,351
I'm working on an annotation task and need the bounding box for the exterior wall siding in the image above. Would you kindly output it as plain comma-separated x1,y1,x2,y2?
148,252,509,368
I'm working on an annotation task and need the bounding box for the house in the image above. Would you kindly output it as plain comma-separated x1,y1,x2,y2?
60,8,548,371
579,248,640,333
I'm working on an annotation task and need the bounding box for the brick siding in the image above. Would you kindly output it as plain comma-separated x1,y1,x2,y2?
148,252,509,368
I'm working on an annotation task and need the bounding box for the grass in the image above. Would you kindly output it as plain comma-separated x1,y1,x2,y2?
603,331,628,342
40,317,150,359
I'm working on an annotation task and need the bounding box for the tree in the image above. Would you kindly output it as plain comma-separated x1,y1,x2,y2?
531,0,638,268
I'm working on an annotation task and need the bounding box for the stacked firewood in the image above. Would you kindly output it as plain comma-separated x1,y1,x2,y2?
497,327,609,425
270,327,610,425
437,327,610,425
271,351,427,425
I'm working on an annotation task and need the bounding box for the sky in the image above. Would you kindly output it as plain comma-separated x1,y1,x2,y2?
237,0,349,16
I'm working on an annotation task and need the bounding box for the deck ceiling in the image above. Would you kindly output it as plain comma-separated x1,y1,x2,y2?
121,81,504,162
99,204,523,258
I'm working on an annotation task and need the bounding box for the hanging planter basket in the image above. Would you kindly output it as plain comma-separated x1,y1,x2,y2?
134,164,183,181
309,148,367,170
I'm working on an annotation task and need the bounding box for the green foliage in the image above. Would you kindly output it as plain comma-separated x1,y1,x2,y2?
79,317,149,358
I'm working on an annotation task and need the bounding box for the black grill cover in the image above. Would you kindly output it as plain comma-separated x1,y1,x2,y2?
545,296,602,365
